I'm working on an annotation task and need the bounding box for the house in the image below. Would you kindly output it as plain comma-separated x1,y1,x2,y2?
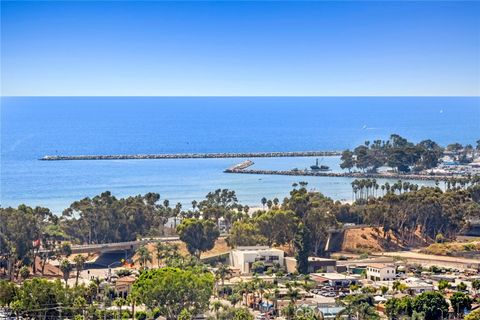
115,275,137,297
230,246,284,274
402,277,434,294
311,272,358,288
284,256,337,273
366,263,396,281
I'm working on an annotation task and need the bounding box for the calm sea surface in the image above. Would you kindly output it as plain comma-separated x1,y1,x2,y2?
1,97,479,213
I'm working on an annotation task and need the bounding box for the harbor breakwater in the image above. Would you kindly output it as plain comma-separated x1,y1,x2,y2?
39,151,341,161
224,168,456,181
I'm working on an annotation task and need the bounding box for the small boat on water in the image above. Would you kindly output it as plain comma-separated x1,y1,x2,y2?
310,158,330,171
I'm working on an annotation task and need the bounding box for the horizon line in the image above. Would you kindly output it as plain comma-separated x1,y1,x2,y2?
2,95,480,98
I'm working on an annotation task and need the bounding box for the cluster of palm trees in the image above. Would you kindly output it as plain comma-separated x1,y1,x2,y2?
215,271,319,320
443,175,480,190
351,179,421,201
133,241,183,270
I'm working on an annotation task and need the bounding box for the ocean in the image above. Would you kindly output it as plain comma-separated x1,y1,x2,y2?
1,96,479,214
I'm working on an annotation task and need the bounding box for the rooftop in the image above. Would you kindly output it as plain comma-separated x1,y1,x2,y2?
311,272,357,281
367,263,394,269
232,246,284,253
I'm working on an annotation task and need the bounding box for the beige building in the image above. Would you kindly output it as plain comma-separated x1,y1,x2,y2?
230,246,284,274
366,263,396,281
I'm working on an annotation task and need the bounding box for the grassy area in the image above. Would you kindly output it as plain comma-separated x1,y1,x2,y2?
420,240,480,256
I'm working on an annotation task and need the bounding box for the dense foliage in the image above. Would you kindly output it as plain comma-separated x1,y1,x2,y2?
340,134,478,173
131,267,214,320
177,218,220,258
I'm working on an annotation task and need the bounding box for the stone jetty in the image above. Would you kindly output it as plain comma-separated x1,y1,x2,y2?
39,151,341,161
224,168,456,181
228,160,255,171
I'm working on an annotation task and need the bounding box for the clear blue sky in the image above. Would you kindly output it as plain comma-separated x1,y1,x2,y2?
1,1,479,96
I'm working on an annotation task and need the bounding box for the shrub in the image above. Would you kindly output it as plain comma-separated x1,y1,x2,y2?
135,311,147,320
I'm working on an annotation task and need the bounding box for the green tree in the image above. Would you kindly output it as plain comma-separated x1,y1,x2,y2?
177,219,220,258
450,292,472,316
340,149,355,172
226,221,265,247
179,308,193,320
19,266,30,280
0,280,17,306
385,296,413,319
73,255,86,286
60,242,73,257
472,279,480,294
215,263,233,287
254,210,298,246
412,291,448,320
457,282,467,291
135,245,152,269
114,297,127,320
210,300,224,319
337,294,379,320
438,279,450,291
294,223,310,274
132,267,214,320
60,259,72,287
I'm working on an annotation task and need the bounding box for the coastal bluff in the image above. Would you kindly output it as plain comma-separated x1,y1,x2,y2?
39,151,341,161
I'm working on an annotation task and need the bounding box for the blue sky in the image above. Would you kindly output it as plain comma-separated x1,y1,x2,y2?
1,1,479,96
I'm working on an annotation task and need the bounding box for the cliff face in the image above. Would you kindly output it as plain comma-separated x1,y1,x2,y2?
339,227,427,254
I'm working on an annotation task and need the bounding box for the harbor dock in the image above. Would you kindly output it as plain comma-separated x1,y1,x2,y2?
39,151,341,161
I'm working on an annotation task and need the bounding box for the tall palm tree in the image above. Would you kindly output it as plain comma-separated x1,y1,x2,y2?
135,245,152,269
155,242,167,267
113,297,126,320
210,300,224,319
73,255,86,287
261,197,267,209
215,263,233,287
59,259,72,287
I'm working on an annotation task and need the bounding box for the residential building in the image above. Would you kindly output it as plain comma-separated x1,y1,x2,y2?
311,272,358,288
230,246,284,274
402,277,434,294
366,263,396,281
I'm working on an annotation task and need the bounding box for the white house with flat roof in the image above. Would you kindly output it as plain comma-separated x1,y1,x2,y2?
230,246,284,274
366,263,396,281
311,272,358,288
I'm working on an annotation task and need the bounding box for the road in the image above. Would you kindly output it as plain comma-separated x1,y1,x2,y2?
39,236,180,254
373,251,480,270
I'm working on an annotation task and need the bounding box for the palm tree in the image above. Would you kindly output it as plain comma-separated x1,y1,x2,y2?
19,266,30,280
113,297,126,320
59,259,72,287
135,245,152,269
155,242,167,267
286,283,300,304
128,291,139,320
73,255,86,287
210,300,224,319
261,197,267,209
215,263,233,287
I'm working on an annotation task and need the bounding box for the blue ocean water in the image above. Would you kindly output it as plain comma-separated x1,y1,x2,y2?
1,97,479,213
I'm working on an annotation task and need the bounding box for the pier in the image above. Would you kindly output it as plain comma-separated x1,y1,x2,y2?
39,151,341,161
224,168,456,181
